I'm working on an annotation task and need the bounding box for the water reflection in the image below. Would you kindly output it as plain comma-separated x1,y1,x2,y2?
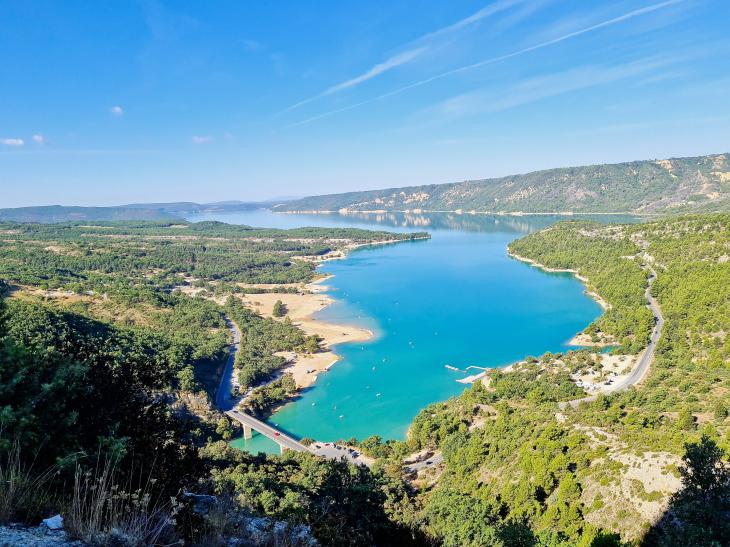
280,210,639,234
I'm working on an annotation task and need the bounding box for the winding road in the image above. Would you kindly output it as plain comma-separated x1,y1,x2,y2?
214,317,313,454
215,318,242,411
561,256,664,409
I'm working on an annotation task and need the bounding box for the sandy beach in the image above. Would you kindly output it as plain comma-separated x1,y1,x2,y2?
238,277,372,389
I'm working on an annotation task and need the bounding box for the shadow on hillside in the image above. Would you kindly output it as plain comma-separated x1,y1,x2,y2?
641,435,730,546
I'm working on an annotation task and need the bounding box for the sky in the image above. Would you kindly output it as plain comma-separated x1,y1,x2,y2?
1,0,729,207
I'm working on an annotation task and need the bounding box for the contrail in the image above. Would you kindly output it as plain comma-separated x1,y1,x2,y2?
285,0,685,128
278,0,528,116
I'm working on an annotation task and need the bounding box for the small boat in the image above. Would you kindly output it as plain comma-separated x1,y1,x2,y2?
444,365,461,372
376,393,381,397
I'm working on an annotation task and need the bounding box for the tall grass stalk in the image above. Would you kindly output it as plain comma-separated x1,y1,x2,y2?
0,440,58,523
66,455,179,546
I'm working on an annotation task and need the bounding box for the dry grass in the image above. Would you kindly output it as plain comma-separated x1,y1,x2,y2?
0,441,58,524
66,457,180,546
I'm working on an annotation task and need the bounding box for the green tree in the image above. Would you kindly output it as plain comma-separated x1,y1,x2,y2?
676,407,696,431
302,334,321,354
272,299,286,318
215,417,233,440
645,435,730,546
177,365,197,392
714,401,728,421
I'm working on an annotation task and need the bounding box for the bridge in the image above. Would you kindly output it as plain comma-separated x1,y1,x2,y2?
225,409,310,454
216,318,311,454
216,317,370,463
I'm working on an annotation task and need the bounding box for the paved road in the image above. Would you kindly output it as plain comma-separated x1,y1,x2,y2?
561,258,663,409
215,318,242,411
214,318,309,452
212,316,369,464
404,452,444,473
225,409,310,452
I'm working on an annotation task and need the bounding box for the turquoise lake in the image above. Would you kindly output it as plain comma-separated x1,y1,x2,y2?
186,210,629,454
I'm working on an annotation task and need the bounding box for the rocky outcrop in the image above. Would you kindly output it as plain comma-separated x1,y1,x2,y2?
0,523,84,546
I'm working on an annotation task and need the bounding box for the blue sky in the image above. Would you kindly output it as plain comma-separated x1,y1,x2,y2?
1,0,729,207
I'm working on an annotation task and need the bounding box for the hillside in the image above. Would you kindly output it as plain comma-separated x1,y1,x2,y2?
366,213,729,545
274,153,730,215
0,201,269,223
0,220,425,545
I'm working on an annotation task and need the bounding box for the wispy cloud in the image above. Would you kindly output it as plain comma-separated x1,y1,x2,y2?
281,47,427,113
191,135,213,144
32,134,47,145
285,0,685,128
1,138,24,146
417,0,528,42
110,105,124,116
281,0,531,114
326,48,427,96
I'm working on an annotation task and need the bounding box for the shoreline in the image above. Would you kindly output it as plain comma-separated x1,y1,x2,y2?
274,209,646,217
239,280,374,390
239,239,404,394
506,248,611,347
507,249,611,313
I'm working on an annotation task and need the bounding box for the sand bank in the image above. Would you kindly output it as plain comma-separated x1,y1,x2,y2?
239,278,372,389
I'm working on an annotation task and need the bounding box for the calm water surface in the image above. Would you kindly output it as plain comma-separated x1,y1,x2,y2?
186,210,631,453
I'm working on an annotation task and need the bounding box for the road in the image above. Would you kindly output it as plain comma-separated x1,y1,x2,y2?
214,317,312,453
215,318,242,411
561,258,664,409
225,409,310,452
404,452,444,473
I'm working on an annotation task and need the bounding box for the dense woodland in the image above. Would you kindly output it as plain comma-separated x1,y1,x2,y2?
0,220,426,289
1,216,728,545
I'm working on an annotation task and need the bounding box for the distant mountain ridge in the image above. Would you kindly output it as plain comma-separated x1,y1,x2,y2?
0,201,270,223
273,153,730,215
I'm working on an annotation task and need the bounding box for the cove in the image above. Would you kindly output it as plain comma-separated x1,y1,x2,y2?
186,210,633,454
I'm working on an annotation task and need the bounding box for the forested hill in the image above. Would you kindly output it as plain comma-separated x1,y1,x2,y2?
0,201,269,223
273,152,730,215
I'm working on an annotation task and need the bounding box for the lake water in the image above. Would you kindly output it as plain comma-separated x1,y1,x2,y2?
186,210,629,453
